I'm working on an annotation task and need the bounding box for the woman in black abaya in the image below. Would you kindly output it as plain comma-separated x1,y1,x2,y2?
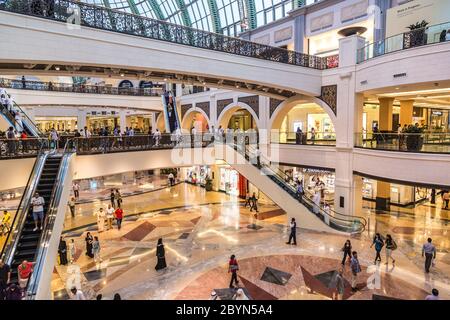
155,238,167,270
58,237,68,265
85,232,94,258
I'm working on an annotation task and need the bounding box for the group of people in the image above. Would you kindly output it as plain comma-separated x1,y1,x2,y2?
58,237,77,265
244,191,259,213
294,127,316,145
95,204,124,233
0,259,35,300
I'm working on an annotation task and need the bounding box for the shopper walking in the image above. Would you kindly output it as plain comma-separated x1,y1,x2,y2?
0,259,11,300
115,189,123,208
110,189,116,208
370,233,384,264
425,289,440,300
333,268,345,300
341,240,352,265
113,293,122,300
114,206,123,230
58,237,68,266
422,238,436,273
233,288,249,300
92,236,101,263
68,197,76,218
350,251,361,292
70,287,86,300
17,260,34,290
31,192,45,231
286,218,297,245
228,254,239,288
106,204,114,230
68,239,76,264
72,182,80,200
384,234,397,265
155,238,167,270
244,191,251,208
442,191,449,209
249,192,259,213
96,208,106,232
85,232,94,258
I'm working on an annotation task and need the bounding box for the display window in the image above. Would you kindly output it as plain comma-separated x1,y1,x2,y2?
219,167,239,196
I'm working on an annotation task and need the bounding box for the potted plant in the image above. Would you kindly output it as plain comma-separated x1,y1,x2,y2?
403,125,424,151
405,20,429,48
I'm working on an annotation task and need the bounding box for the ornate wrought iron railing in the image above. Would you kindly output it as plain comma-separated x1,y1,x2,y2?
0,78,164,97
0,0,337,70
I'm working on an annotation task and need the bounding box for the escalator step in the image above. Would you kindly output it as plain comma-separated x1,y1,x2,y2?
14,249,36,258
20,233,40,241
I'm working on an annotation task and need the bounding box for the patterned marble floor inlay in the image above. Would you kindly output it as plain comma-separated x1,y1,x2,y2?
260,267,292,286
50,183,450,300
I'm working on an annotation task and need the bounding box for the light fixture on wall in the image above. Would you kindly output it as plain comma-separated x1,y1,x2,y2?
55,66,60,71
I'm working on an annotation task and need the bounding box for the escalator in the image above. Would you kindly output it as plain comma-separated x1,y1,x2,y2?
162,91,181,133
0,98,42,137
216,142,366,234
1,146,73,299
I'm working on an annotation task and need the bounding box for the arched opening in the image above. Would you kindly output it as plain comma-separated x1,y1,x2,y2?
155,113,166,133
181,110,210,132
271,100,336,145
217,104,259,132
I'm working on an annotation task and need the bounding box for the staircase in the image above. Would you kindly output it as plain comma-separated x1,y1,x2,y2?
217,143,366,234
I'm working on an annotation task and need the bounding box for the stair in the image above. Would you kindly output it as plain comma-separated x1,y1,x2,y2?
9,155,62,282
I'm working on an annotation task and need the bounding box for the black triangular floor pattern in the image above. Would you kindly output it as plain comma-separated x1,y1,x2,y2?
214,287,252,300
260,266,292,285
314,270,339,289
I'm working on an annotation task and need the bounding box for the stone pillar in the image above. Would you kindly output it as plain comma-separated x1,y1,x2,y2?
378,97,394,131
294,14,306,53
77,108,87,130
376,180,390,212
353,175,364,217
119,111,127,132
175,83,182,97
151,112,157,132
399,100,414,126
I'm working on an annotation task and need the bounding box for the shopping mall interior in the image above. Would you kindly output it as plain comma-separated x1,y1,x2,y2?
0,0,449,303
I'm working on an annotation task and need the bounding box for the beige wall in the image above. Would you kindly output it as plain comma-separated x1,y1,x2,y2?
0,158,35,191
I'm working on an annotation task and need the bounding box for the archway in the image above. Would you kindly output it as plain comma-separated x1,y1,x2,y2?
181,109,210,133
270,96,337,144
217,102,260,131
155,112,166,133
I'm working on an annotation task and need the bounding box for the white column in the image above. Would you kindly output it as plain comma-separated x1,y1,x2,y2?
119,110,127,131
77,108,87,130
151,112,157,131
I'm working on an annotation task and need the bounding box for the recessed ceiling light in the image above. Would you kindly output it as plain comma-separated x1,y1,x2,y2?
120,73,125,77
395,87,400,90
55,66,60,71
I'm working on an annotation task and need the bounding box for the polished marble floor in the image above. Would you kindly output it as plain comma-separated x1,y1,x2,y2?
51,183,450,300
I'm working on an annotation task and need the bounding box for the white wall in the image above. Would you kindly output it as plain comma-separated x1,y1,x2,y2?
0,158,35,190
7,89,163,111
0,11,322,97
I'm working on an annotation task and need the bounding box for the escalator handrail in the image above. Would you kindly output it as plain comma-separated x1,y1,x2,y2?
0,151,49,263
12,101,44,137
25,140,73,299
229,142,366,233
245,143,367,224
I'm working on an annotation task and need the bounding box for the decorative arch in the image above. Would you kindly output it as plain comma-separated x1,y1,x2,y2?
269,95,337,131
217,101,261,130
181,107,211,132
155,112,166,132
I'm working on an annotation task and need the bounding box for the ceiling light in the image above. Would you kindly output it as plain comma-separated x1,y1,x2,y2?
55,66,60,71
163,78,167,82
120,73,125,77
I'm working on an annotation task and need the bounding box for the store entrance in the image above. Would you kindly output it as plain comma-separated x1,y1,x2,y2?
227,109,257,131
87,116,119,133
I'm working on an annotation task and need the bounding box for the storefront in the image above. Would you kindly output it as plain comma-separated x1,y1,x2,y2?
219,167,240,196
307,113,335,139
183,166,212,187
362,178,430,206
281,165,335,203
87,114,119,132
35,116,78,132
228,109,257,131
127,115,152,133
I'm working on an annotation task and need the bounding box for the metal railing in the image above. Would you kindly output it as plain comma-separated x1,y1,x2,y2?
355,132,450,154
0,0,337,70
0,152,48,263
0,138,50,159
271,131,336,146
0,78,164,97
235,143,366,234
1,95,44,137
357,21,450,63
